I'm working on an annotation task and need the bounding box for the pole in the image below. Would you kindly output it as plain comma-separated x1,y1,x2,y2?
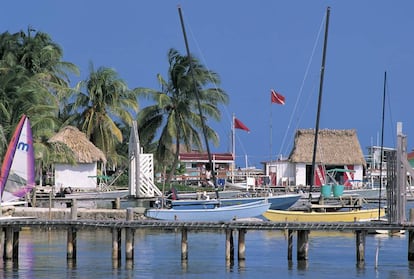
378,71,386,219
270,98,273,161
232,114,236,183
309,7,330,198
178,6,219,198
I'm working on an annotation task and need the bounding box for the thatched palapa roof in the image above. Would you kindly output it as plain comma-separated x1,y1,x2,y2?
289,129,366,166
49,126,107,164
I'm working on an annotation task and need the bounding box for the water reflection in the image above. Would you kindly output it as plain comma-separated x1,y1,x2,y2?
0,227,412,278
297,260,308,270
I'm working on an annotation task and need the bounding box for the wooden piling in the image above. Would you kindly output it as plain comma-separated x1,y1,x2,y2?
3,227,13,260
112,228,122,260
356,230,366,265
225,229,233,261
125,208,135,261
12,229,19,260
70,199,77,220
67,200,77,260
49,192,53,219
409,230,414,261
287,229,294,261
408,209,414,261
66,227,77,260
125,229,134,261
181,228,188,260
31,188,37,207
1,217,414,266
238,229,246,260
297,230,309,261
112,197,121,209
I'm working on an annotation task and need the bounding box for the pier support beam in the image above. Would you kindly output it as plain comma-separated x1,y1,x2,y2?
67,227,77,260
408,230,414,261
67,198,78,261
238,229,246,260
409,209,414,261
181,228,188,260
125,208,135,261
3,227,13,260
112,228,122,260
225,229,234,261
12,229,19,260
112,197,121,209
356,230,366,265
287,229,294,261
297,230,309,261
70,199,77,220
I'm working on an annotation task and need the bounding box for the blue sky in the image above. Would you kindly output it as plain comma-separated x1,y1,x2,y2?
5,1,414,168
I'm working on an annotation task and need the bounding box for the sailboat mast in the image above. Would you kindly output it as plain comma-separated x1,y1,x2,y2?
232,114,236,164
232,113,236,183
378,71,386,219
309,7,330,196
177,6,218,193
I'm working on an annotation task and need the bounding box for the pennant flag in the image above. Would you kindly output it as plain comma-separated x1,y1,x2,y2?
271,89,285,105
234,118,250,132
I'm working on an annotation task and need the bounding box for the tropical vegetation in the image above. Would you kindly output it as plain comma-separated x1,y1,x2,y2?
0,29,228,185
136,48,228,183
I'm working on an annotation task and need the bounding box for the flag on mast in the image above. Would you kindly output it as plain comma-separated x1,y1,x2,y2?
271,89,285,105
234,118,250,132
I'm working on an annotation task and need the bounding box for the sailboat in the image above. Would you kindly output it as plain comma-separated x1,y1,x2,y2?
167,112,301,210
145,6,272,221
146,200,271,221
263,7,386,223
0,114,35,206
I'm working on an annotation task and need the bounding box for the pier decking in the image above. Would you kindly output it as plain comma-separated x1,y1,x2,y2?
0,218,411,231
2,207,414,266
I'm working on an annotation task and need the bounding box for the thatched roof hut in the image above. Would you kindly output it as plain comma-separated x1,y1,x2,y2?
289,129,366,166
49,126,106,164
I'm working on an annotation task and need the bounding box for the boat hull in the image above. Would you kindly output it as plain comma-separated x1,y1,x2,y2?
219,194,301,210
263,208,386,222
170,199,220,209
343,188,385,199
145,200,270,221
170,194,301,210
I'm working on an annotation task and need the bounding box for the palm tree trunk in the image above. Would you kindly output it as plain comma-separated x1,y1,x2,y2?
166,140,181,186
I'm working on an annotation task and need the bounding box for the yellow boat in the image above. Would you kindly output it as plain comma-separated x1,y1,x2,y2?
263,208,386,222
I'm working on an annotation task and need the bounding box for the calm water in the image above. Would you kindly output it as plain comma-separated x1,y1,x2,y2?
0,228,413,279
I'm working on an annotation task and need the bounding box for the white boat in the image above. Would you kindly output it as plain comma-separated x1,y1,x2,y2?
145,200,271,221
176,190,242,200
343,187,384,200
170,193,301,210
0,115,35,206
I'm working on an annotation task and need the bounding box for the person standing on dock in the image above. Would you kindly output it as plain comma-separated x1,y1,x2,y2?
205,169,214,187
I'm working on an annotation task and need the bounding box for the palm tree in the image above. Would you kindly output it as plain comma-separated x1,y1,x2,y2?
70,63,138,168
0,28,79,179
136,48,228,183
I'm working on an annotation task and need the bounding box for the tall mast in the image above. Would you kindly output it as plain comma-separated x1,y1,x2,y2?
177,6,218,197
232,113,236,183
232,113,236,164
309,7,330,198
378,71,386,219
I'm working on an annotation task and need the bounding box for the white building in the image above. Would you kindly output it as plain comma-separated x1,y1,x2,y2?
264,129,366,188
49,126,107,191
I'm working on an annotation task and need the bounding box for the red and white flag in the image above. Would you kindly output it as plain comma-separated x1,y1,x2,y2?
271,89,285,105
234,118,250,132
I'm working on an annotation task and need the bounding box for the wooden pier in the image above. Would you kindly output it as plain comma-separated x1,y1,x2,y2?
2,207,414,266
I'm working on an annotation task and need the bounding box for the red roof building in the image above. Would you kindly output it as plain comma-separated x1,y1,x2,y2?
178,152,234,183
